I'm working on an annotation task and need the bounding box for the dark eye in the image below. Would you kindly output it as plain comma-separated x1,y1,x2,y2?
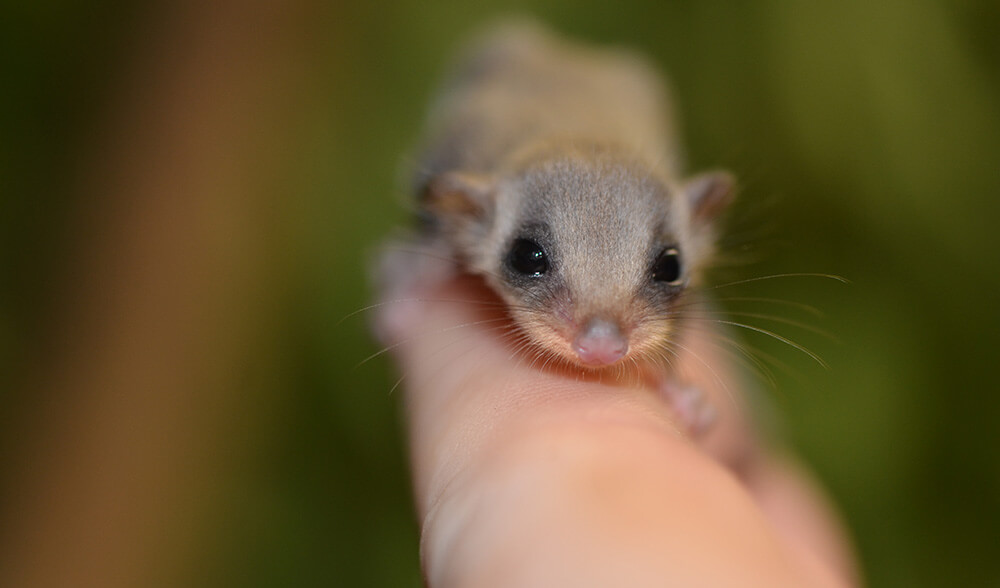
652,248,682,284
507,238,548,276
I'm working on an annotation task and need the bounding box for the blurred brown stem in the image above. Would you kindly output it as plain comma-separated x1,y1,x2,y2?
0,2,313,586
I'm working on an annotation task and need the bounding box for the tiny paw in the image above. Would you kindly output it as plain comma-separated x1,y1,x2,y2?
375,239,454,297
370,237,458,345
660,379,717,437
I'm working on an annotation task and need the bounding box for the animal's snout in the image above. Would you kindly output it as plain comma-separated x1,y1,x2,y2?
573,317,628,366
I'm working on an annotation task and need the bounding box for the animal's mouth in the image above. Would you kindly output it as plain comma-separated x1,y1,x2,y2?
508,305,673,372
519,318,639,371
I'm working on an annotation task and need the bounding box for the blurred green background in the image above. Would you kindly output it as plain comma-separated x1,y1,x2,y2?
2,1,998,586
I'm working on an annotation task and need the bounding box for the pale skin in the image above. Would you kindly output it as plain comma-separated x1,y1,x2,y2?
379,274,859,587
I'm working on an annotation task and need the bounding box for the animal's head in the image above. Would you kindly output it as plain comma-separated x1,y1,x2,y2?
421,148,733,369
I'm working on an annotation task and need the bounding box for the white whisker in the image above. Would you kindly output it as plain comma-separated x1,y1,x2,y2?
706,272,849,291
686,318,828,369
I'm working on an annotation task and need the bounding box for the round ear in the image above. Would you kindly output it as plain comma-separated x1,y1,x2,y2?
683,170,735,224
421,171,496,222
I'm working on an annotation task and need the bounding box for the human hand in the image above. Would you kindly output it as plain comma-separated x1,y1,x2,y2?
377,273,857,587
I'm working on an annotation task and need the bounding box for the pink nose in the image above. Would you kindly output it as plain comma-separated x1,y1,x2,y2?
573,318,628,366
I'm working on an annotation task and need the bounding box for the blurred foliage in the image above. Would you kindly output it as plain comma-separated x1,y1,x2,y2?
2,0,999,586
